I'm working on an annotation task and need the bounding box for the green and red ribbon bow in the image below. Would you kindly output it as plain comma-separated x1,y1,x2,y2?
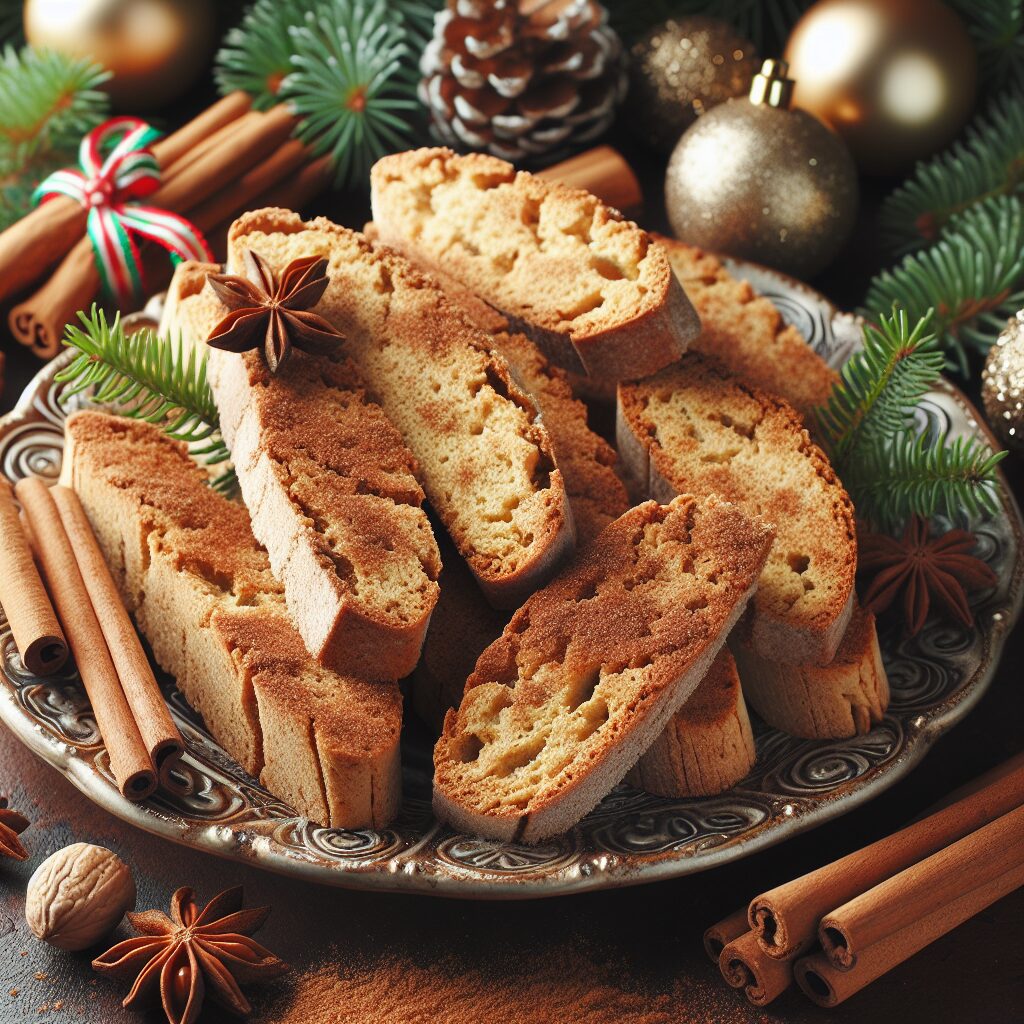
33,116,212,307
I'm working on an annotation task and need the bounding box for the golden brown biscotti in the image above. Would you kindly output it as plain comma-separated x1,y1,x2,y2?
224,209,574,609
370,148,700,380
733,604,889,739
433,494,774,843
160,260,441,682
617,353,856,666
61,411,402,829
628,649,757,798
656,236,838,418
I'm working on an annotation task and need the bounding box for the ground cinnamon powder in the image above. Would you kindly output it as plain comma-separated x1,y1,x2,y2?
256,951,761,1024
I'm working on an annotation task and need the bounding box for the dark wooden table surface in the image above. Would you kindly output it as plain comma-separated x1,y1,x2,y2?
1,123,1022,1023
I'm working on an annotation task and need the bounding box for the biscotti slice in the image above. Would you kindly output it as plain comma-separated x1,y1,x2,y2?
370,147,700,380
617,353,856,666
223,209,574,608
433,494,774,842
159,260,441,683
61,411,402,829
656,236,838,418
733,604,889,739
628,649,756,798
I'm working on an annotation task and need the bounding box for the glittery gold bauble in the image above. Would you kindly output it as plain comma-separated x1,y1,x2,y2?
665,60,858,279
783,0,977,176
24,0,216,110
982,311,1024,451
626,16,758,153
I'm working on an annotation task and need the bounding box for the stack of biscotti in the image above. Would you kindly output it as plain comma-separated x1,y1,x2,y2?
160,261,441,683
434,494,774,841
62,411,402,829
628,649,757,798
655,236,837,419
618,353,857,667
369,147,700,380
208,210,575,610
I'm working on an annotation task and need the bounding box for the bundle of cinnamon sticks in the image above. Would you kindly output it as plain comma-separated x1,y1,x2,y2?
0,471,184,801
704,755,1024,1007
0,93,333,360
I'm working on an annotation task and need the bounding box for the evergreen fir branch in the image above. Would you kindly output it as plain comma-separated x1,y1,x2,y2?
880,90,1024,255
948,0,1024,93
0,46,111,229
863,197,1024,375
56,307,236,495
604,0,811,50
818,308,944,466
843,431,1006,531
284,1,420,187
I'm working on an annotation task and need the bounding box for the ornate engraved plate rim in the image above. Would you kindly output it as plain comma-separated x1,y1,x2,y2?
1,266,1021,899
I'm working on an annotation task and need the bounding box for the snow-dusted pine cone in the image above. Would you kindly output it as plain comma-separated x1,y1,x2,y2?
420,0,627,163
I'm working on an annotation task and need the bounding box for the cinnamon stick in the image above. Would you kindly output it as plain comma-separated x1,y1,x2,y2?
537,145,643,212
0,91,252,304
719,931,793,1006
819,804,1024,970
748,759,1024,959
9,104,299,357
14,477,156,801
703,907,749,963
0,477,67,675
794,855,1024,1007
51,485,183,770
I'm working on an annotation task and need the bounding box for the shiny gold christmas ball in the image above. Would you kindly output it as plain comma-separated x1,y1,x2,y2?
24,0,216,110
665,60,858,279
626,16,759,153
783,0,977,176
982,311,1024,451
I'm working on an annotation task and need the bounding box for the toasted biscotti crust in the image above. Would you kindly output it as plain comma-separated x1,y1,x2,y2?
370,148,700,380
617,353,856,666
61,412,402,829
225,209,574,609
628,649,756,798
433,494,774,843
655,236,838,418
161,260,441,682
733,604,889,739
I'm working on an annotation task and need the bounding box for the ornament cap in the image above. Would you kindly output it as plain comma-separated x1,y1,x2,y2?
749,59,793,109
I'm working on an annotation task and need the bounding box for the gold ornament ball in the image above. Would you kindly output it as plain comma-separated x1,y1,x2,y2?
24,0,216,110
665,61,858,279
627,16,759,153
783,0,977,176
982,311,1024,451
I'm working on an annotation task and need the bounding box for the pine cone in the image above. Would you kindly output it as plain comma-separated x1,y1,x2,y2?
420,0,627,163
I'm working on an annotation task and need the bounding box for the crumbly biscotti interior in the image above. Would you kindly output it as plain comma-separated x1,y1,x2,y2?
617,354,856,665
225,209,573,607
370,148,696,378
433,494,774,842
161,261,441,682
61,411,402,830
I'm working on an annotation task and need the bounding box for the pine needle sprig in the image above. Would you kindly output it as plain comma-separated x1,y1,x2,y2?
863,197,1024,375
284,1,420,187
880,90,1024,255
56,307,235,494
0,46,110,229
948,0,1024,93
817,308,1006,531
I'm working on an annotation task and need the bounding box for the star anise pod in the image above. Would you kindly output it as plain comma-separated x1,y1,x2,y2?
858,517,998,637
93,885,288,1024
206,250,344,373
0,797,29,861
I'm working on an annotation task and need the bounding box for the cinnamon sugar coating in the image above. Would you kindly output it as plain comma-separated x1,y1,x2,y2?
61,412,402,829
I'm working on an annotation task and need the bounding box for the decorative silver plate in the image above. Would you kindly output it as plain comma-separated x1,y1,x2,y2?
1,266,1021,898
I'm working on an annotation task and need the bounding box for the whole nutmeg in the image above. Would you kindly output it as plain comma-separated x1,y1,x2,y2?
25,843,136,951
